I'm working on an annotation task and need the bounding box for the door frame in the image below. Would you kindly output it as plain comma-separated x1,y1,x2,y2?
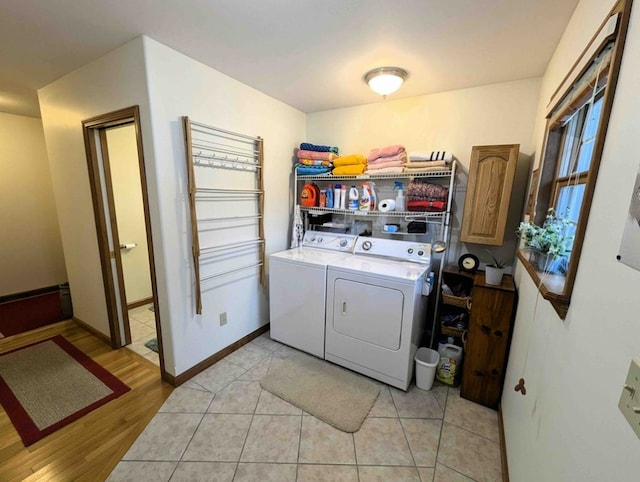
81,106,166,374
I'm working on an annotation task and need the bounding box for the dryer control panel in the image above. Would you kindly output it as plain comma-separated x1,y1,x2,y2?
302,231,357,252
354,237,432,264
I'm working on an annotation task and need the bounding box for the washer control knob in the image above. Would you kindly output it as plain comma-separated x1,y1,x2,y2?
362,240,372,251
317,237,323,243
408,248,414,254
309,236,316,242
339,239,348,247
418,250,424,256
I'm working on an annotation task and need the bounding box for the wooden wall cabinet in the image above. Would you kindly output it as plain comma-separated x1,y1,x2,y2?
460,144,519,246
460,272,516,409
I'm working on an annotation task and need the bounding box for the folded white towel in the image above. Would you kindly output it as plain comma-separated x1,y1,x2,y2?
409,150,453,162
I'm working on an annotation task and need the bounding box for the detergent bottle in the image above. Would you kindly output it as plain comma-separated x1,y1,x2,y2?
348,185,359,210
326,184,334,208
300,182,318,207
359,183,371,211
394,181,405,212
340,185,347,209
436,341,463,386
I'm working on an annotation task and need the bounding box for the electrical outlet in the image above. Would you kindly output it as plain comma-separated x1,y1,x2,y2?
219,312,227,326
618,358,640,439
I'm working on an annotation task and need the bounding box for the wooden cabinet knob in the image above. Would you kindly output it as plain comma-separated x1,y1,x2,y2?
491,368,499,376
494,330,503,336
474,370,484,377
480,325,491,335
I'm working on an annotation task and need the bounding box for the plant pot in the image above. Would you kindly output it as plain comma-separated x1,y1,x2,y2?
528,251,562,274
485,266,504,286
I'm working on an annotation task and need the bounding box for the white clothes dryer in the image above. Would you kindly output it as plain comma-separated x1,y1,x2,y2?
325,237,433,390
269,231,357,358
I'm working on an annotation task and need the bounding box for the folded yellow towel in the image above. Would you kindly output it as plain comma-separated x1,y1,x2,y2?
333,164,367,175
333,154,367,167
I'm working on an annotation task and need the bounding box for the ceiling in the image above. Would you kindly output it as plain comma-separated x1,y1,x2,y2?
1,0,579,118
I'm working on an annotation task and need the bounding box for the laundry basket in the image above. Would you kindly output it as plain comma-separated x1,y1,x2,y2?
415,347,440,391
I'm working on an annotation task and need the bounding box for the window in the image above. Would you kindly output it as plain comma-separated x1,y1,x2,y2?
518,0,632,318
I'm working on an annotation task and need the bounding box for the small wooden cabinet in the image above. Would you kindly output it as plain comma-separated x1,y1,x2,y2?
460,144,519,246
461,272,516,409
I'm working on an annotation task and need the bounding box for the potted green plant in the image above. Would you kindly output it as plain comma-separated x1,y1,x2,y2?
516,208,574,273
484,250,511,286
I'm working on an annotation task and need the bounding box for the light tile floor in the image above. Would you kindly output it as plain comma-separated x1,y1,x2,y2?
109,333,502,481
126,304,159,366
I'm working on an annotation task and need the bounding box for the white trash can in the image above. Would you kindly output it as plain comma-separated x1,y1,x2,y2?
415,347,440,391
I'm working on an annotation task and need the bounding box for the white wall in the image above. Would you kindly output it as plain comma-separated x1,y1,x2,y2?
503,1,640,480
38,37,153,337
105,124,152,305
0,112,67,295
307,78,541,265
142,37,306,374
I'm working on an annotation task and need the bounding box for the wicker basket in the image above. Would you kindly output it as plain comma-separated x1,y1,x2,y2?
442,292,471,309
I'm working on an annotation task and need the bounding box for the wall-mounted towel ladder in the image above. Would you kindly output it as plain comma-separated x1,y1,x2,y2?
182,117,265,314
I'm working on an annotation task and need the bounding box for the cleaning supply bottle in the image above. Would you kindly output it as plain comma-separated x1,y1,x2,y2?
394,181,405,212
436,341,463,386
300,182,318,207
334,184,341,209
359,183,371,211
348,185,359,210
340,185,347,209
369,181,377,211
326,184,334,208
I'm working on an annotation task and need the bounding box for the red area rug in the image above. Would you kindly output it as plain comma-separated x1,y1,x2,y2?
0,336,130,446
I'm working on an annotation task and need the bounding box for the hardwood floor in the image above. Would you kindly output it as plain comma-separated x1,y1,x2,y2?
0,320,173,481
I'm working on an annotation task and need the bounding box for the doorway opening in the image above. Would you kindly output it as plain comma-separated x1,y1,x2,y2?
82,106,165,374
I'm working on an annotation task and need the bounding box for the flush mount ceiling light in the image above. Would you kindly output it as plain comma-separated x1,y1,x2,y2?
364,67,408,98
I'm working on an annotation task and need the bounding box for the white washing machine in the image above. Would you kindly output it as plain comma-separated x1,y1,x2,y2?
269,231,357,358
325,237,433,390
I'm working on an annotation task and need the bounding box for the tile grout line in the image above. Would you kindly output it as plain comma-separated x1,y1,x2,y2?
445,419,502,445
230,358,263,481
387,385,424,473
438,461,481,482
295,408,303,480
352,432,361,482
431,386,449,482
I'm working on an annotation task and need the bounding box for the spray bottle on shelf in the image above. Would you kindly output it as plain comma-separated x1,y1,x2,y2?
348,185,359,210
359,183,371,211
368,181,377,211
394,181,405,212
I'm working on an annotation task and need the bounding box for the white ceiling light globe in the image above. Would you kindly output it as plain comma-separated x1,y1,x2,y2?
364,67,408,98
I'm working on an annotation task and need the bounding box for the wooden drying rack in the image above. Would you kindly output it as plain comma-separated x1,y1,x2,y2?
182,116,265,314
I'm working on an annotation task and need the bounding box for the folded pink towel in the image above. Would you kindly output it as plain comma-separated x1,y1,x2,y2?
368,151,408,164
366,159,405,170
297,150,337,161
367,145,405,162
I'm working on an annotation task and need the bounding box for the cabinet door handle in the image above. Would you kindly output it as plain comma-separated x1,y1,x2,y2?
494,330,503,337
474,370,485,377
491,368,499,376
480,325,491,335
342,301,347,315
